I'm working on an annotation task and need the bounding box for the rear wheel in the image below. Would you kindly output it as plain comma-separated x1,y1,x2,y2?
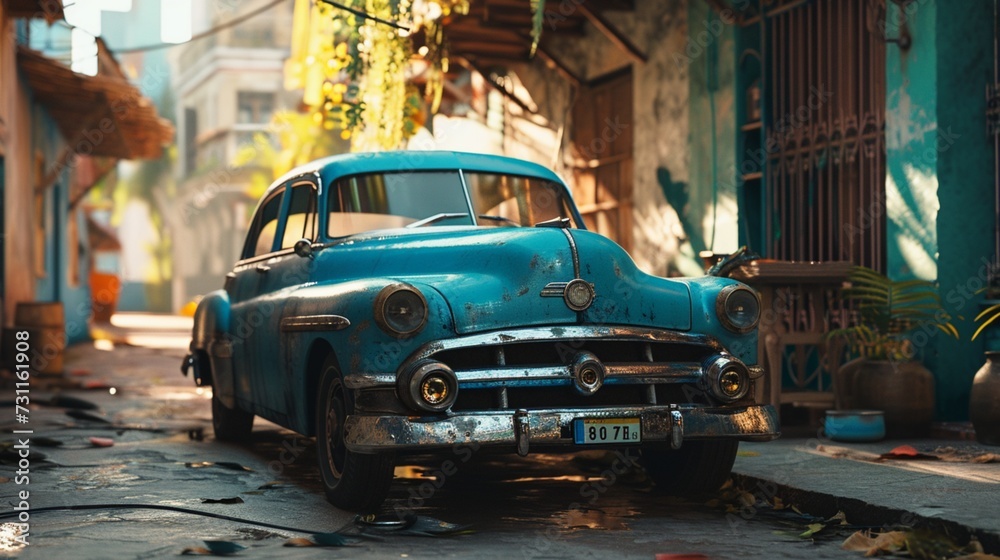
316,355,395,512
641,440,739,496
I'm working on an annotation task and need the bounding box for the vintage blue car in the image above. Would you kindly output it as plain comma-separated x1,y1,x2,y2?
182,151,779,512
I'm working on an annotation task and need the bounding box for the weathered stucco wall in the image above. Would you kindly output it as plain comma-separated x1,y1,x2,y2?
687,1,739,271
502,3,688,277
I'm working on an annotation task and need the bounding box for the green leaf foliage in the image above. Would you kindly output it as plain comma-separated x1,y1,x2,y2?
827,266,958,360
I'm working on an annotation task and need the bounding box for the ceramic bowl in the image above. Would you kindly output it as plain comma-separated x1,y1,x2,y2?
824,410,886,442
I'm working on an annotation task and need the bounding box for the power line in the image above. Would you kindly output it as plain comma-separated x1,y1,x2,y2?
316,0,411,32
60,0,290,55
118,0,290,53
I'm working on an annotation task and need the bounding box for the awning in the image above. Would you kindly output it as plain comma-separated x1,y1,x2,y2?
5,0,64,23
16,45,174,160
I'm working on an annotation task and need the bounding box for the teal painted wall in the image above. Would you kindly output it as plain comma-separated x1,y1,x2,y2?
885,0,939,282
688,1,740,259
932,0,994,420
30,106,91,345
884,0,995,420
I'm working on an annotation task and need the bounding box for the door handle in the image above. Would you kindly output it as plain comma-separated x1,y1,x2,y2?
255,264,271,273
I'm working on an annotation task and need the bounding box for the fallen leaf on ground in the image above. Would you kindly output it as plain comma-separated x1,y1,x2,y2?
737,450,760,457
180,547,212,555
201,497,244,504
185,461,253,472
204,541,246,555
283,538,314,547
82,380,113,390
799,523,826,538
827,511,850,526
88,437,114,448
842,530,907,555
879,445,940,461
0,477,9,483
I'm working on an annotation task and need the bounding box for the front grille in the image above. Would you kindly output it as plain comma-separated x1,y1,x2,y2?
416,334,723,412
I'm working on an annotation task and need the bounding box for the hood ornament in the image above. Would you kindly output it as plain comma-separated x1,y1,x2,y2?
541,279,595,311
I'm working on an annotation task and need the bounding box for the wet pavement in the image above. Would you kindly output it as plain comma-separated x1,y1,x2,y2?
0,314,960,558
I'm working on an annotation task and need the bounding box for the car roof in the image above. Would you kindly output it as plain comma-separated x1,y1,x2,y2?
265,151,565,199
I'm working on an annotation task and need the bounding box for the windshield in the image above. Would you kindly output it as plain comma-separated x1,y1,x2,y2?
327,170,577,237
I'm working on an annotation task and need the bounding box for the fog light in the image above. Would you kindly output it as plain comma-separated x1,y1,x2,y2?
719,369,743,397
703,354,750,402
398,360,458,412
421,376,450,406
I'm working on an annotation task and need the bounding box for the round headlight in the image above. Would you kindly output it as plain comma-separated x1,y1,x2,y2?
375,284,428,337
564,279,595,311
716,285,761,333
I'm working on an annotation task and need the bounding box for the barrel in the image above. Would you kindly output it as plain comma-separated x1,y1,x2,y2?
14,301,65,376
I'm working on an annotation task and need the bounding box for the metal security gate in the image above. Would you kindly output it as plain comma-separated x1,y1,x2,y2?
765,0,886,271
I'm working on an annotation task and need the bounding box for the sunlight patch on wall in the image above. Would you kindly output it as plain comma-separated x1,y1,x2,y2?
886,165,939,280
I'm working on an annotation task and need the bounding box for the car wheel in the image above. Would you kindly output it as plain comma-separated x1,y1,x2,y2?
641,440,739,496
211,390,254,442
316,356,395,512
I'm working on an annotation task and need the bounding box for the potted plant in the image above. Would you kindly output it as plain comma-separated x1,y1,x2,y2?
828,266,959,437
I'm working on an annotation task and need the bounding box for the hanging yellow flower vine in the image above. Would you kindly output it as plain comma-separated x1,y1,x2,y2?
286,0,474,152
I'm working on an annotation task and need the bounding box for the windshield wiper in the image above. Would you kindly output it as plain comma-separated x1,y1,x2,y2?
406,212,470,228
534,217,571,228
477,214,520,226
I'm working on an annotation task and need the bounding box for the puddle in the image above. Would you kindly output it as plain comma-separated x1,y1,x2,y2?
63,464,142,490
0,523,29,553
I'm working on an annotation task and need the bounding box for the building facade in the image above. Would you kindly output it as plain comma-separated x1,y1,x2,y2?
167,0,298,309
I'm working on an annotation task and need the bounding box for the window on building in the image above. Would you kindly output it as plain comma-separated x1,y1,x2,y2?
569,68,634,252
237,91,275,125
744,0,886,270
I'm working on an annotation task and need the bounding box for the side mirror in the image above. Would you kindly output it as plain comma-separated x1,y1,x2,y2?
293,238,315,260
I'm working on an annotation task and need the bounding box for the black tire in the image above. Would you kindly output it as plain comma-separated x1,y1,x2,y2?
642,440,739,496
211,390,254,442
316,355,395,512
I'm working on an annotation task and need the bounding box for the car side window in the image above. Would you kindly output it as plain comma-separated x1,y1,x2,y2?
242,189,284,259
280,183,318,249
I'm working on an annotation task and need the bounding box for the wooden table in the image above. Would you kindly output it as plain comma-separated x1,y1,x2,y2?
730,261,854,418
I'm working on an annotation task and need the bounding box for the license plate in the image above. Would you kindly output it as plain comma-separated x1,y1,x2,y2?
573,418,641,444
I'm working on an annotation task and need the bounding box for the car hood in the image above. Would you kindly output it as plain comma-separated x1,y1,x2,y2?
323,227,691,335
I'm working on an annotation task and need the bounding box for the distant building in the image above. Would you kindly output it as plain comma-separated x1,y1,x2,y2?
167,0,297,309
1,0,172,347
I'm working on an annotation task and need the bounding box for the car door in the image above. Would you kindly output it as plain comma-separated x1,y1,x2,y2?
227,185,287,415
250,179,319,421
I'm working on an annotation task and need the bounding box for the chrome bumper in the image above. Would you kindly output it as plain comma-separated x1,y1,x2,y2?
343,404,779,455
